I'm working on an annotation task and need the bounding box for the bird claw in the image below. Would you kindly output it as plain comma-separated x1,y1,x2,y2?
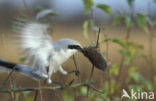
47,78,52,84
61,70,68,75
75,70,80,76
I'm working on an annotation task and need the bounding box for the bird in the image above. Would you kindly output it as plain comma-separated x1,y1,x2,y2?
0,9,81,84
0,21,82,84
14,21,82,84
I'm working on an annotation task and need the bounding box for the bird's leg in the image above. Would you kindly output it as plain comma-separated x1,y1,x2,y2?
46,65,52,84
59,66,68,75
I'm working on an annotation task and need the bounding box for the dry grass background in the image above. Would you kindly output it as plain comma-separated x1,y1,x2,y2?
0,24,156,101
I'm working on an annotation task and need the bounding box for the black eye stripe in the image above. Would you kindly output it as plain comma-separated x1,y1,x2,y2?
68,45,81,50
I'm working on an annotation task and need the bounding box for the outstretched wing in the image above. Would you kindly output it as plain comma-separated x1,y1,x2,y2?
17,21,53,75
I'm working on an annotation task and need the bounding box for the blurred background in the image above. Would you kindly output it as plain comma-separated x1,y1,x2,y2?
0,0,156,101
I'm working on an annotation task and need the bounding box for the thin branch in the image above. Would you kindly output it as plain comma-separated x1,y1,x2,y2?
22,0,32,15
96,28,101,48
89,65,95,81
87,65,94,95
38,81,43,101
0,81,98,93
73,55,81,82
0,66,16,88
87,28,101,95
33,91,38,101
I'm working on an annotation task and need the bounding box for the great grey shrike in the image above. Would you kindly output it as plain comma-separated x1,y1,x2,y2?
17,21,82,84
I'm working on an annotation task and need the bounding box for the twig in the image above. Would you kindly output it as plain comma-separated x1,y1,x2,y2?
10,77,16,101
87,65,94,95
0,66,16,88
33,90,38,101
0,66,16,101
96,28,101,48
89,65,95,81
22,0,32,15
89,84,103,94
87,28,101,95
38,81,43,101
72,55,81,82
0,81,97,93
73,88,77,101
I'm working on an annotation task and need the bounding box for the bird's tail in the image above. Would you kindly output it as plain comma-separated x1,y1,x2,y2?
0,59,48,80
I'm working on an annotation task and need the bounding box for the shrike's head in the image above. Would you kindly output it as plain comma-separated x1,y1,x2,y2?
52,38,82,59
54,38,82,51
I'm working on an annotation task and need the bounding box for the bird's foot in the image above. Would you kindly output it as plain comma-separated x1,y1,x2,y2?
61,70,68,75
59,66,68,75
47,78,52,84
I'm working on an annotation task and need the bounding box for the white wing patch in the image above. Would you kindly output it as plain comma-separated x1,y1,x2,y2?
18,22,53,75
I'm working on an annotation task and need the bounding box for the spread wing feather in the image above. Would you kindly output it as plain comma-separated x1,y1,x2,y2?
17,21,53,74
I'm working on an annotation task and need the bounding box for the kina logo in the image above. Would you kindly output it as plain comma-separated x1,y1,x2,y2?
121,89,155,100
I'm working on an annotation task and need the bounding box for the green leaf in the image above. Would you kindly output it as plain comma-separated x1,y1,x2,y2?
110,37,128,48
125,16,134,28
83,0,94,14
112,16,123,25
80,87,87,95
104,81,109,95
24,96,33,101
12,22,20,30
128,67,143,83
154,0,156,3
109,64,119,76
96,4,112,15
23,91,33,101
144,81,153,91
129,84,142,92
127,0,134,8
113,97,121,101
110,80,116,94
63,90,73,101
136,13,148,32
119,49,132,64
83,20,91,43
19,57,26,63
89,91,96,101
95,97,104,101
152,20,156,26
15,93,20,101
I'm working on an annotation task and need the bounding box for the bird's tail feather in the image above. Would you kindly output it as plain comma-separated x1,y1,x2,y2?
0,59,48,80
